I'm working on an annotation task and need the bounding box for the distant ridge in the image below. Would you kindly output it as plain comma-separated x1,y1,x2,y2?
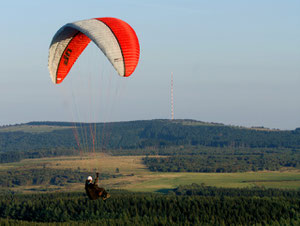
21,119,292,131
1,119,300,152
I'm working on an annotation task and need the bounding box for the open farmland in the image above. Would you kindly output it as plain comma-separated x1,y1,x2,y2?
1,154,299,193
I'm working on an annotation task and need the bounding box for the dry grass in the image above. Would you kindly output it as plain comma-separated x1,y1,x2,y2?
0,125,71,133
44,153,148,175
0,153,148,173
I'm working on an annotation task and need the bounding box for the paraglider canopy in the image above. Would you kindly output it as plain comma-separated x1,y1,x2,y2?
48,17,140,84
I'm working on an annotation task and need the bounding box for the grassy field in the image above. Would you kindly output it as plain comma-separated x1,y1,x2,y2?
1,154,299,193
0,124,71,133
125,171,300,192
0,153,148,175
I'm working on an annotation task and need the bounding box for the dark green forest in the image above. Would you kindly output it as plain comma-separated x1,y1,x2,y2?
0,185,299,225
143,147,300,172
0,168,121,189
1,120,300,156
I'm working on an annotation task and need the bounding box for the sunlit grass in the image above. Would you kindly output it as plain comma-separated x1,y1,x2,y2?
125,171,300,192
0,125,71,133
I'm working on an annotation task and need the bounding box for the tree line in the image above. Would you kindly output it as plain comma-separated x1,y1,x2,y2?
0,186,299,225
143,146,300,172
171,183,300,198
2,120,300,154
0,168,121,189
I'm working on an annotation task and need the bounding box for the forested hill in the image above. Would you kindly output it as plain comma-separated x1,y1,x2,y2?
1,119,300,154
1,119,300,151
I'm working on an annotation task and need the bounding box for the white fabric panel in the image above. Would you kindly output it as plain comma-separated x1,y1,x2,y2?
69,19,124,76
48,27,78,83
48,18,125,84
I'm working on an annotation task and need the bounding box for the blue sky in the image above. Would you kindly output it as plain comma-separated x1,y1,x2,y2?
0,1,299,129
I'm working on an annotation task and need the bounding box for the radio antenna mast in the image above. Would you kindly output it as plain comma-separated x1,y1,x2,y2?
171,72,174,120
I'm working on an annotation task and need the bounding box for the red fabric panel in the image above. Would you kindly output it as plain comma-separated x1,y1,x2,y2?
56,32,91,84
96,17,140,77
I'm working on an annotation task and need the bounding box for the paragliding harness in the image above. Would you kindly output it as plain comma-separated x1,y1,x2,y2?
85,173,110,201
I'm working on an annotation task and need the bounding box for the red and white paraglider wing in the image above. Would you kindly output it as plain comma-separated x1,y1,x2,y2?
48,17,140,84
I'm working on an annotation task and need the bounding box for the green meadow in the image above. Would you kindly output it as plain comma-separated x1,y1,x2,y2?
125,171,300,192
